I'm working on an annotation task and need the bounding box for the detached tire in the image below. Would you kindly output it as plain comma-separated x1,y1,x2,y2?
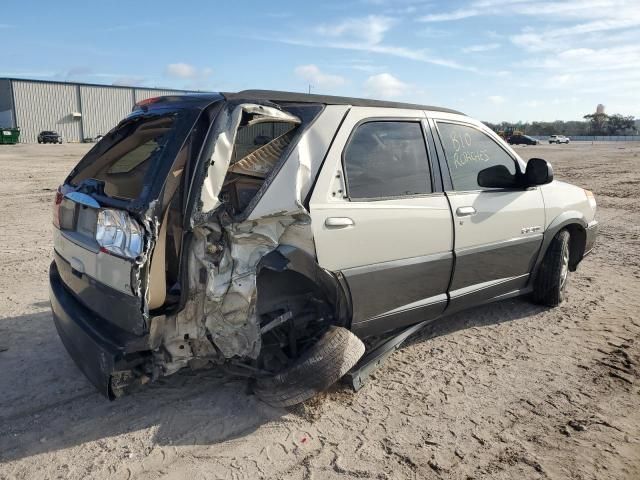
254,326,365,407
533,229,570,306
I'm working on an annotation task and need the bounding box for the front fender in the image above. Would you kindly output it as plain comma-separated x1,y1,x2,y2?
530,212,588,285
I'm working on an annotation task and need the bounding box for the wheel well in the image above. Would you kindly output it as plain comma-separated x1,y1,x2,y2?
256,269,327,316
564,223,586,271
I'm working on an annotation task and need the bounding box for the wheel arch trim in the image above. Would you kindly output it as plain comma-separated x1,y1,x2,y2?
530,212,588,285
256,245,352,328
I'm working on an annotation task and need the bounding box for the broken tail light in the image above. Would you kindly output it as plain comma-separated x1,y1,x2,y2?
52,188,64,228
96,209,144,259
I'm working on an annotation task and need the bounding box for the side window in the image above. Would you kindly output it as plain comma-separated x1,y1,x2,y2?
437,122,518,191
343,121,432,199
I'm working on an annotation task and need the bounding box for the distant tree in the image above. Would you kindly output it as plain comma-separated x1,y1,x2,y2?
483,114,635,138
583,112,608,135
607,114,636,135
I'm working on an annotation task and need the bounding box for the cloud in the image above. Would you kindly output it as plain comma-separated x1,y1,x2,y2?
269,35,476,72
315,15,395,45
462,43,500,53
420,8,480,22
364,73,410,99
421,0,636,24
511,12,640,53
166,63,198,79
101,21,160,32
112,76,146,87
294,64,346,88
63,67,94,79
488,95,506,104
165,63,212,80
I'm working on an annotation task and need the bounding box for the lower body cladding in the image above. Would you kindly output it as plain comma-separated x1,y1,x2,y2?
346,252,452,338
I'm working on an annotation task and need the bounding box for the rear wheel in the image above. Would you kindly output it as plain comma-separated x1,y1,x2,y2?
533,229,570,306
254,326,365,407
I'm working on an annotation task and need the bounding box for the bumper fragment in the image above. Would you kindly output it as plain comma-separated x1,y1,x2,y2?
584,220,598,256
49,261,149,398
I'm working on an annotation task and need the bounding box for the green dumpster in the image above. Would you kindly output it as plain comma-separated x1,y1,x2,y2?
0,127,20,145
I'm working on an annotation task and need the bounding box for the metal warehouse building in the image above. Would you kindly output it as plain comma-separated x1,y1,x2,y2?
0,78,197,143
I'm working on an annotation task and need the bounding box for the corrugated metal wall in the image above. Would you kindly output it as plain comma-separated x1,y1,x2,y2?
12,80,82,143
80,85,133,139
134,88,185,102
6,79,200,143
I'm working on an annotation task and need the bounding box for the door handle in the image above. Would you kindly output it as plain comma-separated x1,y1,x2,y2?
456,206,476,217
325,217,355,228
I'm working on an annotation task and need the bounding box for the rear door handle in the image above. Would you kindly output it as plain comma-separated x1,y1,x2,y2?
456,206,476,217
325,217,354,228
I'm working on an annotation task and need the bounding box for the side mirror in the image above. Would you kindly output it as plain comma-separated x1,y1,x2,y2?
477,164,519,188
525,158,553,186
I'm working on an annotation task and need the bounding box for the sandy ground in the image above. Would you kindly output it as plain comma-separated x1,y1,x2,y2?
0,141,639,480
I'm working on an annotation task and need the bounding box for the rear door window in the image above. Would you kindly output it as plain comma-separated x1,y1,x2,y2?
68,113,180,200
343,121,432,199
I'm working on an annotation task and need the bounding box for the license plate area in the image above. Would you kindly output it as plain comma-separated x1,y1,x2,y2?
59,197,99,245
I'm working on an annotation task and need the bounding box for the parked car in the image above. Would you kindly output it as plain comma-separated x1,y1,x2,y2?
549,135,570,144
50,91,598,405
507,134,539,145
38,131,63,144
83,134,104,143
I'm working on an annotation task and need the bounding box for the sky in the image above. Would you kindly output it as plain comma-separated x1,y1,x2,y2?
1,0,639,122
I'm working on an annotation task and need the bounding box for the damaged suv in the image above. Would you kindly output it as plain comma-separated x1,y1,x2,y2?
50,91,598,406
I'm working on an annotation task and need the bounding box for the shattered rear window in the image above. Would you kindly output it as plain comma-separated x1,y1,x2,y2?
220,119,299,215
68,114,178,200
229,122,297,178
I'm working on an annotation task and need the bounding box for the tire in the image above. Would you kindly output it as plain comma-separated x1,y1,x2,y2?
254,326,365,407
533,229,570,307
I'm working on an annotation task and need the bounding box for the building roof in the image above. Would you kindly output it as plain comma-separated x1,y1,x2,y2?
1,78,464,115
0,77,197,93
222,89,465,115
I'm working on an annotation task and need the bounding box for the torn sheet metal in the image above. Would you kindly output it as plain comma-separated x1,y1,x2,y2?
246,105,350,220
199,104,301,213
156,104,349,365
228,131,295,178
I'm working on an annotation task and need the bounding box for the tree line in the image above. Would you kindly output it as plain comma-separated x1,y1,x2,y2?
484,113,637,137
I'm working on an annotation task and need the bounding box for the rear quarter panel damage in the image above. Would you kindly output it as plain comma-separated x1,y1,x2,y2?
153,103,350,371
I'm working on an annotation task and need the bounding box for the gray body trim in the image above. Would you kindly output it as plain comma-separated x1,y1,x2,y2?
345,252,452,335
447,274,530,314
450,234,543,292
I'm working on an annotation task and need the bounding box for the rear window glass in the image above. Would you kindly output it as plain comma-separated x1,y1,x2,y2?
68,114,177,200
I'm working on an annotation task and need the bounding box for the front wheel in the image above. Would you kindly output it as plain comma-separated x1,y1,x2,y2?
254,326,365,407
533,229,570,306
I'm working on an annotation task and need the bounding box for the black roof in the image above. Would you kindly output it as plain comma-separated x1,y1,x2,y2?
222,90,464,115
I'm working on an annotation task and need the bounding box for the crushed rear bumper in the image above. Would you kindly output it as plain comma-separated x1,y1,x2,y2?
49,261,149,398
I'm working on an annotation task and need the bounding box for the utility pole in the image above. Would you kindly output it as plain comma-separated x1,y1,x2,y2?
308,84,312,94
